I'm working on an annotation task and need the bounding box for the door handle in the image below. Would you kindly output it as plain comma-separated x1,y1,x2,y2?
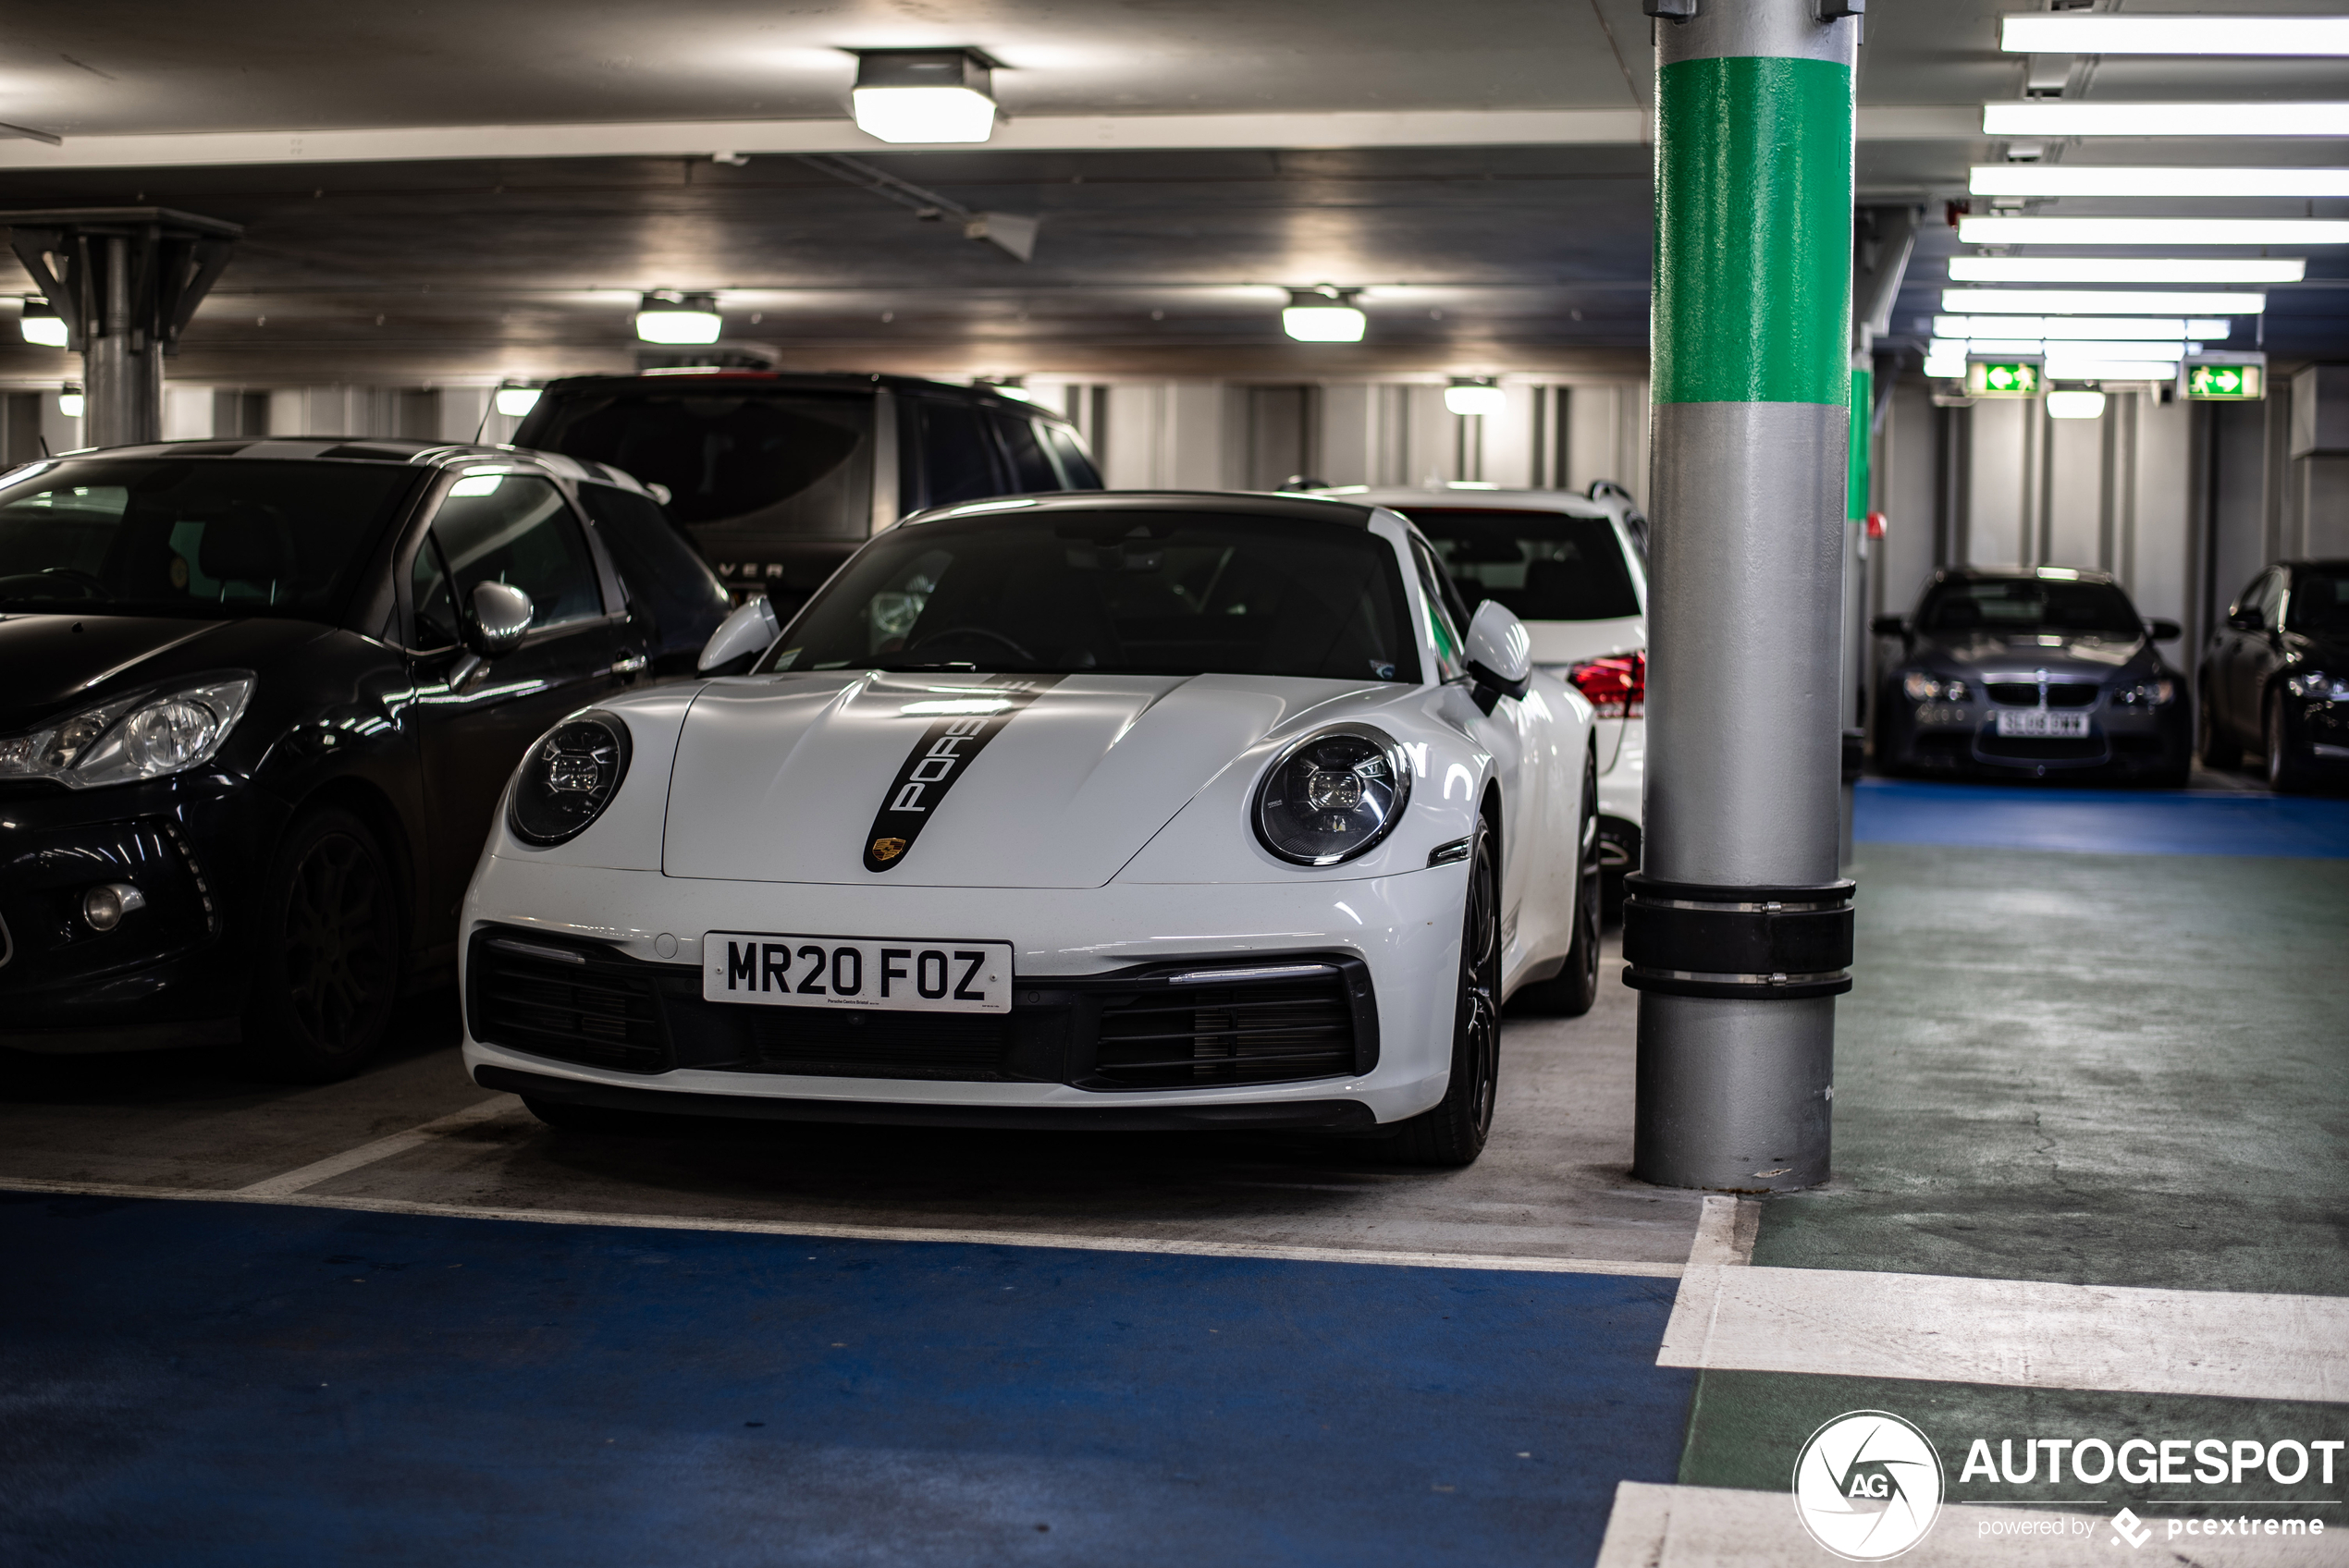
612,653,648,677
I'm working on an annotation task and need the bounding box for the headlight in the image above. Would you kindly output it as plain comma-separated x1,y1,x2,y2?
0,675,254,790
510,711,633,845
2286,670,2349,702
1902,672,1970,704
2112,679,2177,707
1253,725,1411,866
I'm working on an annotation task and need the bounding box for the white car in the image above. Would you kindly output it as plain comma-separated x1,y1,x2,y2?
460,491,1604,1166
1331,484,1648,906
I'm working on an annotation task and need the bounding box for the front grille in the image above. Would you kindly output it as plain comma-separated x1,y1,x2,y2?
467,926,1375,1091
1985,682,2038,706
1091,972,1359,1089
2046,684,2098,708
1985,681,2098,708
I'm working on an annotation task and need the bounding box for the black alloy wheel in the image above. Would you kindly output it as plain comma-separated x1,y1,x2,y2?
1387,815,1502,1167
2197,683,2241,769
242,808,400,1082
1511,748,1603,1016
2265,689,2317,794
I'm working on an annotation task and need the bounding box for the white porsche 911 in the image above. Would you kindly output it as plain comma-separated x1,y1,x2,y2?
460,491,1602,1165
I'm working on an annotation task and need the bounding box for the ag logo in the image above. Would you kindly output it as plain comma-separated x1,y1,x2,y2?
870,837,908,863
1791,1410,1944,1561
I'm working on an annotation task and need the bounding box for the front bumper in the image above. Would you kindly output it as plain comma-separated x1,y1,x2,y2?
459,853,1469,1125
1879,701,2189,778
0,772,274,1047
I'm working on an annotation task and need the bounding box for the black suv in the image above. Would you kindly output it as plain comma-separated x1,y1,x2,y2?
0,438,729,1076
515,372,1104,610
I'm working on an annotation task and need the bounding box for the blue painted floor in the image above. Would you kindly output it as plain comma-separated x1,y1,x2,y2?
1853,778,2349,858
1,1194,1692,1568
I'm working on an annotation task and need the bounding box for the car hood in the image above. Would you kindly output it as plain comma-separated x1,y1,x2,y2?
1918,630,2153,680
660,670,1373,888
0,613,324,734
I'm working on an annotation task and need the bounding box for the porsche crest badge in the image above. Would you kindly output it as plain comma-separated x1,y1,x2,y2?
870,837,909,863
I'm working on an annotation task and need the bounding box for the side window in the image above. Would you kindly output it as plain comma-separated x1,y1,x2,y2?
916,402,1003,508
572,483,727,630
2256,570,2288,630
991,412,1059,493
411,533,460,647
428,474,605,631
1410,538,1467,677
1040,423,1103,489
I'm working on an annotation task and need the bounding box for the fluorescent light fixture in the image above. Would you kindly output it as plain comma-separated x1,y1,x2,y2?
1942,288,2264,315
1445,377,1506,417
58,387,82,419
1969,339,2050,356
1948,256,2305,284
2041,358,2180,381
1960,216,2349,247
851,49,997,144
1283,287,1366,343
2000,16,2349,56
493,386,541,418
634,291,721,345
1935,315,2191,340
2039,340,2186,360
2046,391,2108,420
1927,337,1969,360
1923,358,1967,380
19,298,66,347
1984,102,2349,138
1970,165,2349,199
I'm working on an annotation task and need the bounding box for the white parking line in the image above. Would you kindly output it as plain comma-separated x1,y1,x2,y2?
1661,1264,2349,1404
1594,1482,2341,1568
231,1096,523,1196
0,1175,1689,1278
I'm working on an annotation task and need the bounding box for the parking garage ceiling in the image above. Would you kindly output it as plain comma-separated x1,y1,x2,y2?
0,0,2342,386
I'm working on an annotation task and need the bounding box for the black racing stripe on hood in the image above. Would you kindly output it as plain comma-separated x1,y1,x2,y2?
861,675,1066,874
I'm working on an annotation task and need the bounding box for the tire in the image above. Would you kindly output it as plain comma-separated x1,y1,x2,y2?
240,807,401,1082
1384,815,1502,1168
2265,689,2317,793
1512,750,1602,1016
2197,685,2240,769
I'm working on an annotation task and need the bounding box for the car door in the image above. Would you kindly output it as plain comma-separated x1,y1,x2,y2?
2224,570,2282,741
401,472,622,931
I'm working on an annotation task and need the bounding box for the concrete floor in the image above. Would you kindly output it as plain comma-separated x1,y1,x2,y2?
5,778,2346,1565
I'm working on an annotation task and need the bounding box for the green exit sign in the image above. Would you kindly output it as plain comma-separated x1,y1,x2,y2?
1966,361,2041,398
2186,363,2263,400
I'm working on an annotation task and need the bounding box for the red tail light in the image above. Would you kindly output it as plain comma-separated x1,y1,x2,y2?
1568,652,1645,717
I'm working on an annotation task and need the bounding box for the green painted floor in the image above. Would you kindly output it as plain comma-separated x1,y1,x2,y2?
1680,841,2349,1505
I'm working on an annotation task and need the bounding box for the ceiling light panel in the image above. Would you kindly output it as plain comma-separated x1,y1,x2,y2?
1999,16,2349,56
852,49,998,144
1984,103,2349,137
1958,216,2349,246
1942,288,2265,314
1933,315,2195,340
1969,165,2349,198
1946,257,2306,284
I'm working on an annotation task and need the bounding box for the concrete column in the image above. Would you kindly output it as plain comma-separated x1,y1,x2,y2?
1631,0,1859,1192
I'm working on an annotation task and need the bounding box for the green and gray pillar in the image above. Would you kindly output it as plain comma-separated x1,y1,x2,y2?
1628,0,1860,1192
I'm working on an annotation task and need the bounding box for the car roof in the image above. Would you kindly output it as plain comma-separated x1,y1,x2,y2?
1935,566,2122,587
1314,484,1617,520
536,369,1077,424
896,489,1378,530
35,437,655,496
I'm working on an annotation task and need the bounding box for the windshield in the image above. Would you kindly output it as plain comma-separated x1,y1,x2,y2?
0,459,419,619
2287,569,2349,634
757,509,1421,682
522,388,873,537
1403,507,1642,621
1918,577,2144,638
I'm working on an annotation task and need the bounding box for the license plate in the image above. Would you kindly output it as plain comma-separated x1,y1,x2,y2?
703,933,1014,1013
1994,709,2091,738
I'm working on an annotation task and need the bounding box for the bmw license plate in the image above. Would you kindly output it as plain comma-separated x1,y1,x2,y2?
1994,710,2090,739
703,933,1014,1013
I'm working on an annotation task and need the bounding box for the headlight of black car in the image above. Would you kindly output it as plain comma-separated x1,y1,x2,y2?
2286,670,2349,702
510,711,633,845
0,674,254,790
2111,679,2177,707
1253,725,1412,866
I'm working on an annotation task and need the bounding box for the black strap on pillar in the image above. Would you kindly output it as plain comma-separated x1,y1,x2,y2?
1620,875,1855,999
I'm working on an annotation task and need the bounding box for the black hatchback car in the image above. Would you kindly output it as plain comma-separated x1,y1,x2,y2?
0,438,728,1076
1872,567,2190,785
2198,558,2349,791
514,371,1104,610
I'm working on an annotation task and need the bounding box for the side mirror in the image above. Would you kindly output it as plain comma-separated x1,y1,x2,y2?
698,594,781,672
464,581,535,656
1870,614,1908,638
2226,608,2262,632
1462,598,1532,707
2147,618,2183,643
